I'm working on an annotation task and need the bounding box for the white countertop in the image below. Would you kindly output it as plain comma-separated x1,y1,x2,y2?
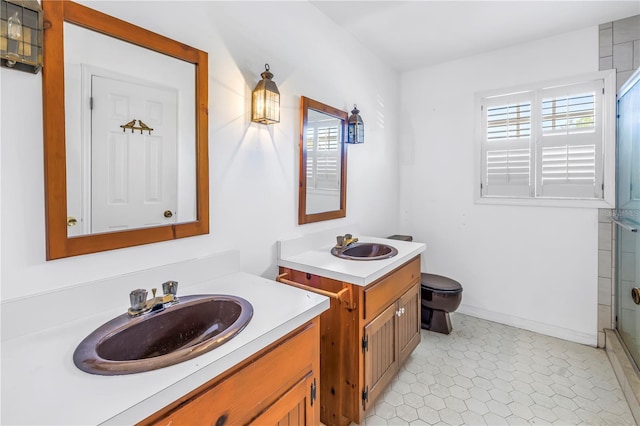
278,235,426,286
1,272,329,425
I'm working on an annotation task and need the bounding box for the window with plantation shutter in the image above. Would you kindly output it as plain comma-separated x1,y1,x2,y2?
477,71,615,207
306,123,341,191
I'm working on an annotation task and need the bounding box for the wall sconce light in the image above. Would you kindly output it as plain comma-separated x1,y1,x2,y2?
1,0,43,73
251,63,280,125
347,104,364,144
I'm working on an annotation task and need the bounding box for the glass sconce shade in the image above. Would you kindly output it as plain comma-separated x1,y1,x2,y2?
0,0,43,73
347,104,364,144
251,64,280,124
7,11,21,39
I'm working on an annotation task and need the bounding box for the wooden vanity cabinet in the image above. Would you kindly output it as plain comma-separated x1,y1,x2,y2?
279,256,421,425
138,317,320,426
363,281,421,411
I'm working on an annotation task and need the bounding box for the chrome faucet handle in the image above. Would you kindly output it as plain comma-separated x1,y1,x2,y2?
162,280,179,298
129,289,148,311
336,235,345,246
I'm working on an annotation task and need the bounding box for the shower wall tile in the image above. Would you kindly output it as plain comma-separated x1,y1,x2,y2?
599,222,613,250
599,208,613,223
621,229,637,254
600,26,613,56
614,42,634,72
598,330,606,347
619,70,635,91
613,15,640,44
620,251,637,281
599,249,613,278
599,304,613,330
599,277,612,305
600,56,613,70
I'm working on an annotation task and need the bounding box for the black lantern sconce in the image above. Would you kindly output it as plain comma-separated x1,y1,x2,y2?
347,104,364,144
0,0,43,73
251,63,280,125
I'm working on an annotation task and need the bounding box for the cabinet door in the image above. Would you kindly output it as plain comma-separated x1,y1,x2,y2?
250,372,315,425
397,283,421,365
363,303,397,412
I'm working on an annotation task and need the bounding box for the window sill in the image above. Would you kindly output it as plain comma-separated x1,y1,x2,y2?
476,196,614,209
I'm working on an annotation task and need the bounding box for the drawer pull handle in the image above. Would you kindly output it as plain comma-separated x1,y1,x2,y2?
215,413,228,426
632,288,640,305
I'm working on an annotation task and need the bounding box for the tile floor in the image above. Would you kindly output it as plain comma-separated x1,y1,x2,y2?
360,314,635,425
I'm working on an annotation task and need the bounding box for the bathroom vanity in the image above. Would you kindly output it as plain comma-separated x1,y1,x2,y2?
278,231,426,425
0,252,329,425
140,317,320,425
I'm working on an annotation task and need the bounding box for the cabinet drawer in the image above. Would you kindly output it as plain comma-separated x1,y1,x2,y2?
282,269,345,294
364,257,420,321
143,320,319,426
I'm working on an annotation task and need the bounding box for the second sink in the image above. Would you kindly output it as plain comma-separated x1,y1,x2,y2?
331,242,398,261
74,294,253,375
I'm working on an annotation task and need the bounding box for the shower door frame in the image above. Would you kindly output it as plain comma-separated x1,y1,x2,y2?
614,67,640,369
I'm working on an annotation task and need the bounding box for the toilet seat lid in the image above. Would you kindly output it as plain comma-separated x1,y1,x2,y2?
420,273,463,293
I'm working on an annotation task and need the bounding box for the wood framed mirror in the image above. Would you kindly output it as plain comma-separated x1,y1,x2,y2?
298,97,347,224
42,0,209,260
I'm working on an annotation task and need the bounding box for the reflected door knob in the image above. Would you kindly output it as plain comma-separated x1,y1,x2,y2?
67,216,77,227
164,210,173,218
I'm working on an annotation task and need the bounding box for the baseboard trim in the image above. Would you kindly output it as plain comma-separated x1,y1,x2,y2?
457,304,597,346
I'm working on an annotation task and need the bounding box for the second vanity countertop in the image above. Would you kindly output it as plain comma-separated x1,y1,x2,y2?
278,235,426,286
1,271,329,425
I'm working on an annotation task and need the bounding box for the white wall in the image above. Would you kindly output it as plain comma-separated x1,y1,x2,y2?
399,27,601,345
0,1,401,300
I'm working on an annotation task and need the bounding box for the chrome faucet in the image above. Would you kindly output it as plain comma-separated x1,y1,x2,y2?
336,233,359,248
128,281,179,317
162,280,179,301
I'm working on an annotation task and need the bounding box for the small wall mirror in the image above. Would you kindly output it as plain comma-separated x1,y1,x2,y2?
42,0,209,259
298,97,347,224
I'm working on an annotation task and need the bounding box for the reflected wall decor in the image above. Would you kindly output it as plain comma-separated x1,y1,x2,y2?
347,104,364,144
0,0,43,73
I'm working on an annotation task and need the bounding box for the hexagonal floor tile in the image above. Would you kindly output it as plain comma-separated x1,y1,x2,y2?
358,313,634,426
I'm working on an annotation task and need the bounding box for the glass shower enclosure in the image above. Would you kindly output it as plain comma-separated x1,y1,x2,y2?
615,68,640,367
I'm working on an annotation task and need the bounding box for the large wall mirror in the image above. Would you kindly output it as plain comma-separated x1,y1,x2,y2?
42,0,209,259
298,97,347,224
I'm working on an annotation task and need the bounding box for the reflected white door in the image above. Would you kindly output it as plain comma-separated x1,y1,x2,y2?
91,76,178,233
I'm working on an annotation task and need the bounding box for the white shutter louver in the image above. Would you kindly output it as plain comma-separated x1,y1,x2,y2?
486,148,530,185
482,97,533,197
306,128,315,186
541,144,596,185
537,82,602,199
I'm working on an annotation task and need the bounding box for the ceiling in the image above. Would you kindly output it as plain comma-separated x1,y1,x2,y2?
310,1,640,72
